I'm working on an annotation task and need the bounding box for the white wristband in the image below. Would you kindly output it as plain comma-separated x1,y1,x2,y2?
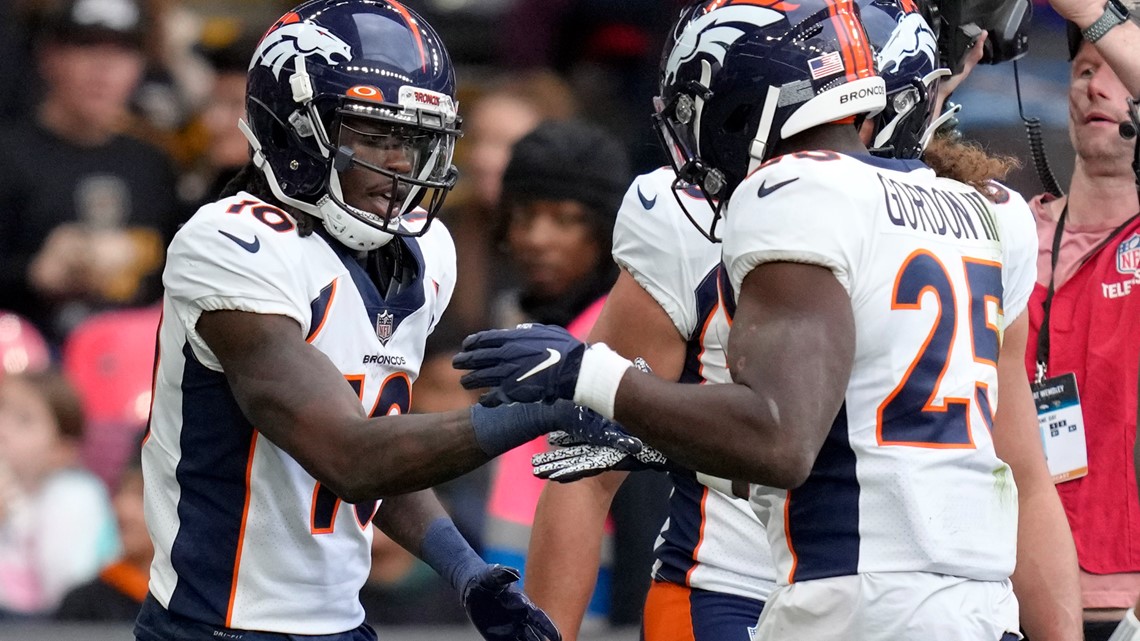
1109,608,1140,641
573,342,633,419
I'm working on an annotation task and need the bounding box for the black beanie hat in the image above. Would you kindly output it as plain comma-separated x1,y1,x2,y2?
501,119,631,224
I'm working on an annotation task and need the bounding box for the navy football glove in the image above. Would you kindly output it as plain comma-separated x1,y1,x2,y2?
454,324,585,407
462,565,561,641
553,403,642,456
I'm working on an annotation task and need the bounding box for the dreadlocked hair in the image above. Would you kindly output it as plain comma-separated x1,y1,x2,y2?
217,162,319,236
923,134,1022,203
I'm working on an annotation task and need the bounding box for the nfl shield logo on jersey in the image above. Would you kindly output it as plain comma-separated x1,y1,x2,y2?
1117,233,1140,276
376,310,394,345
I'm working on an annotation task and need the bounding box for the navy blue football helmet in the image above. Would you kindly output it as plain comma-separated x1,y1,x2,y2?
654,0,886,241
243,0,460,250
860,0,950,159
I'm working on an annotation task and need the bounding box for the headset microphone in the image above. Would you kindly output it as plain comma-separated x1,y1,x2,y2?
1121,121,1138,140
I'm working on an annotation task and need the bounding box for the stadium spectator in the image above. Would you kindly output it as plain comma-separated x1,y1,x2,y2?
482,119,670,626
55,445,151,622
0,0,179,345
177,31,257,211
444,70,579,333
0,370,119,617
0,312,51,383
1025,5,1140,639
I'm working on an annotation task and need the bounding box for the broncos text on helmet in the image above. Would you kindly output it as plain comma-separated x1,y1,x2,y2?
242,0,461,250
653,0,886,242
859,0,951,159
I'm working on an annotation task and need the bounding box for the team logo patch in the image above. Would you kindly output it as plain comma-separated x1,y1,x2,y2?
808,51,844,79
1117,233,1140,276
877,12,938,76
376,310,394,345
663,5,783,90
252,21,353,80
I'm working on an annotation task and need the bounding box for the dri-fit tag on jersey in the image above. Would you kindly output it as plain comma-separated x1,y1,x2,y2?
1031,373,1089,484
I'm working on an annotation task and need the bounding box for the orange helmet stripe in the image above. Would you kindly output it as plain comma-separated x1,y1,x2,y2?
387,0,427,71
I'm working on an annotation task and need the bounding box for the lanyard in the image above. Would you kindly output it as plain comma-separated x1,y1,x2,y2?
1034,204,1140,383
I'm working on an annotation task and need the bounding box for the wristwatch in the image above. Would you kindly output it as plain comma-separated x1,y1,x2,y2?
1082,0,1131,43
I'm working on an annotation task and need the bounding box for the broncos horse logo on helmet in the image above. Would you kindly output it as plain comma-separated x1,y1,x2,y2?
253,19,353,80
859,0,950,159
654,0,885,242
242,0,461,251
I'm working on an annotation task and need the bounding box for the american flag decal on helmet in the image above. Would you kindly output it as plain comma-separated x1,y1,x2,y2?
808,51,844,79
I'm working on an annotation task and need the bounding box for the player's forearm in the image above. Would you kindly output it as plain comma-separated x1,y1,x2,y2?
375,492,485,594
373,489,450,554
526,473,626,641
1011,485,1082,641
336,409,490,500
1068,8,1140,97
1096,21,1140,98
612,371,827,488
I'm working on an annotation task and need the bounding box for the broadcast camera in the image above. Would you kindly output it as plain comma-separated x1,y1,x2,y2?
928,0,1032,73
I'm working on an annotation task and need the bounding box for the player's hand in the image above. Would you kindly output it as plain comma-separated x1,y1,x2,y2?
462,564,561,641
532,438,672,483
549,402,642,455
454,324,585,407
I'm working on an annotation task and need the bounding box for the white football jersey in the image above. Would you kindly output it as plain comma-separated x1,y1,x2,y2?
723,153,1032,586
612,168,776,602
142,193,455,634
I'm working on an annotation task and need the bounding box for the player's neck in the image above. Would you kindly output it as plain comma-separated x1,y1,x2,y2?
777,124,866,158
1066,157,1140,227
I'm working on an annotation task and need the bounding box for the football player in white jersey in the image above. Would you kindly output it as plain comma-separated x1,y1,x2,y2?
455,0,1078,638
134,2,635,640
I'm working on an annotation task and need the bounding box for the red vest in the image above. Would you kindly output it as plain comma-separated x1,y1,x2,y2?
1024,214,1140,574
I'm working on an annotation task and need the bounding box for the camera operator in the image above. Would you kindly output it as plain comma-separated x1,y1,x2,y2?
1052,0,1140,97
1021,4,1140,640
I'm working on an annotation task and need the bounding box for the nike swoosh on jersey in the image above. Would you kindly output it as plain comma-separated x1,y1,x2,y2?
218,230,261,253
637,186,657,210
517,348,562,382
756,177,800,198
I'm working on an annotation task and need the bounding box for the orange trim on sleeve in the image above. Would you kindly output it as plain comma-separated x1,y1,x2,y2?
306,279,338,344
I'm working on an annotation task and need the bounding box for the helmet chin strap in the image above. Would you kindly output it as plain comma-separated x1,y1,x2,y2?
238,117,395,251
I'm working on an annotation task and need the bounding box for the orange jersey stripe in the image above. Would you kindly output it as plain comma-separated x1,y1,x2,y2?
783,488,799,583
684,486,711,586
225,434,259,626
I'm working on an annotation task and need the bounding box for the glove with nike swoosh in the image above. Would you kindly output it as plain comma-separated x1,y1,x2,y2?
453,324,636,419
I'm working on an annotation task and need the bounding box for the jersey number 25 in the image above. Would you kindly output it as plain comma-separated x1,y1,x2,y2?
877,250,1002,448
